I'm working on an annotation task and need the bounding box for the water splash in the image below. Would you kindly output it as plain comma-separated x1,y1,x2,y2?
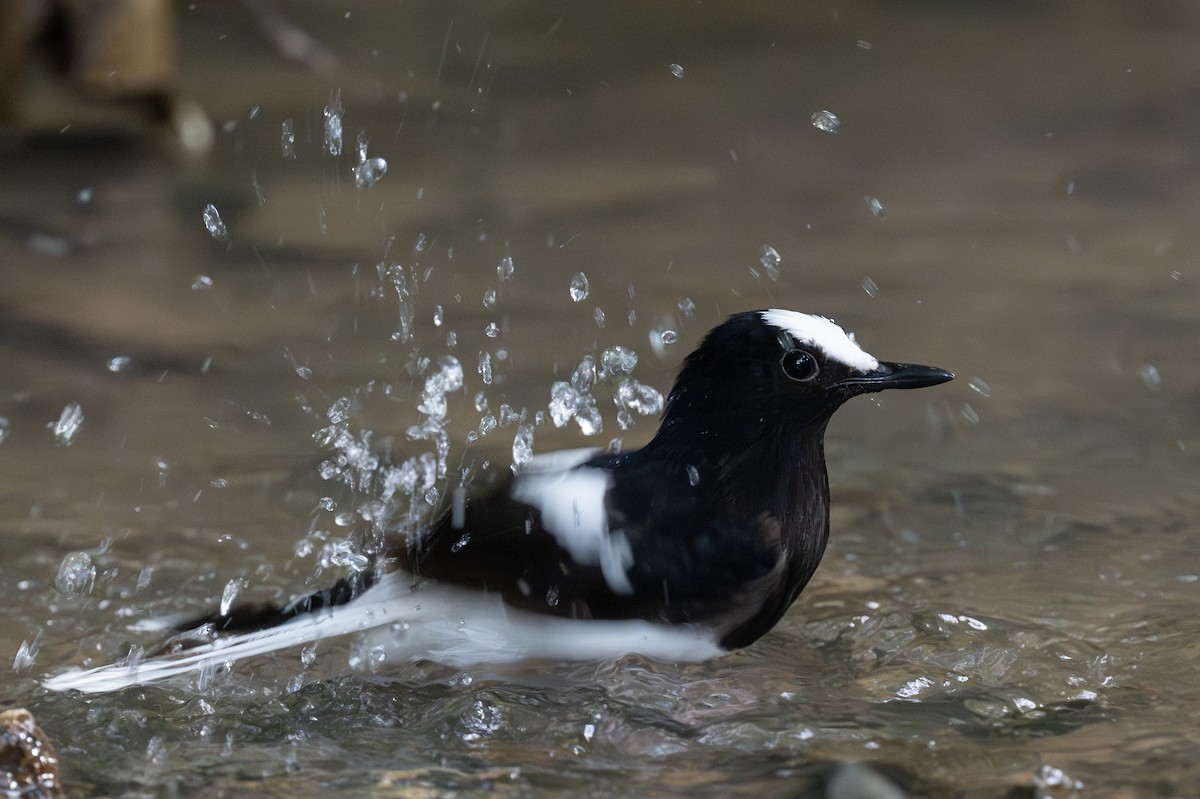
811,109,840,133
759,245,781,281
219,578,246,616
569,272,590,302
512,423,535,469
324,92,344,156
202,204,228,242
497,255,515,282
50,402,84,446
55,551,96,597
281,118,295,158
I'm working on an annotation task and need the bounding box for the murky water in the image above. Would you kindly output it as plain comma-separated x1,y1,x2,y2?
3,2,1199,796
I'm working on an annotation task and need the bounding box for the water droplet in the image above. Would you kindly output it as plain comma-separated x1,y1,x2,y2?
968,377,991,397
484,322,500,338
569,272,590,302
614,379,663,417
497,255,515,282
865,196,885,218
861,277,879,297
600,346,638,378
76,186,94,206
249,172,267,208
1138,363,1161,389
202,203,228,241
281,118,295,158
300,642,318,667
593,307,606,327
669,63,685,78
686,464,700,486
320,539,369,572
677,296,695,317
483,289,497,309
55,551,96,597
0,417,9,445
478,415,497,436
219,578,245,616
759,245,781,280
50,402,84,446
961,403,980,424
352,157,388,188
576,406,603,436
659,329,677,345
811,109,840,133
327,396,352,424
512,423,534,468
571,356,597,392
433,305,445,327
451,533,470,552
546,585,560,606
13,639,37,672
192,274,214,291
478,351,493,385
106,355,132,373
324,93,343,156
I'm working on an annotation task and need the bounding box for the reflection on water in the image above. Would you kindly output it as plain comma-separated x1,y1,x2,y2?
2,1,1200,796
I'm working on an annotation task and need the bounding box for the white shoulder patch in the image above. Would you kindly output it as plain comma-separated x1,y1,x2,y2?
510,461,634,595
760,309,879,373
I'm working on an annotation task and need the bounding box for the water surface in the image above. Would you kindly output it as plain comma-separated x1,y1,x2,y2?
2,2,1198,796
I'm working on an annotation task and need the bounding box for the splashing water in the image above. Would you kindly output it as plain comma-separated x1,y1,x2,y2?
512,423,535,469
50,403,84,446
220,578,246,616
353,158,388,189
55,551,96,597
811,109,840,133
615,379,664,421
324,92,344,156
759,245,781,281
478,351,493,385
202,204,228,242
600,346,638,378
281,118,295,158
497,255,515,282
569,272,590,302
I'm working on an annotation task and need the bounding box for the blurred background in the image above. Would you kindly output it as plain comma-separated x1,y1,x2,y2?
1,1,1198,796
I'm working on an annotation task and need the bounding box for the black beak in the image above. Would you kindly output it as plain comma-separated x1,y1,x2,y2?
836,361,955,394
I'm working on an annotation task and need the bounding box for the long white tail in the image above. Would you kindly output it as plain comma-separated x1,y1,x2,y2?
43,573,723,693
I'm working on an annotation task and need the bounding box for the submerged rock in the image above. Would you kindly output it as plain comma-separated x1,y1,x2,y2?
0,708,62,799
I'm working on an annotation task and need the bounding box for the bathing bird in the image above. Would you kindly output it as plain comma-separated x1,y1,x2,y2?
44,309,952,693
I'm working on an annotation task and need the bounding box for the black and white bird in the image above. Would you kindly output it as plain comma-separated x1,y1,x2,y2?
45,309,952,693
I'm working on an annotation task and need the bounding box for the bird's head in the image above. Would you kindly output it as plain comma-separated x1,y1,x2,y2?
661,309,953,429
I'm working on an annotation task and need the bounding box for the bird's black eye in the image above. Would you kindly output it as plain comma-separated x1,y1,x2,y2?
781,349,820,382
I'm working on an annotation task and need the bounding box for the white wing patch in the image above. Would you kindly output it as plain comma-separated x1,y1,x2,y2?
760,309,879,372
510,463,635,595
